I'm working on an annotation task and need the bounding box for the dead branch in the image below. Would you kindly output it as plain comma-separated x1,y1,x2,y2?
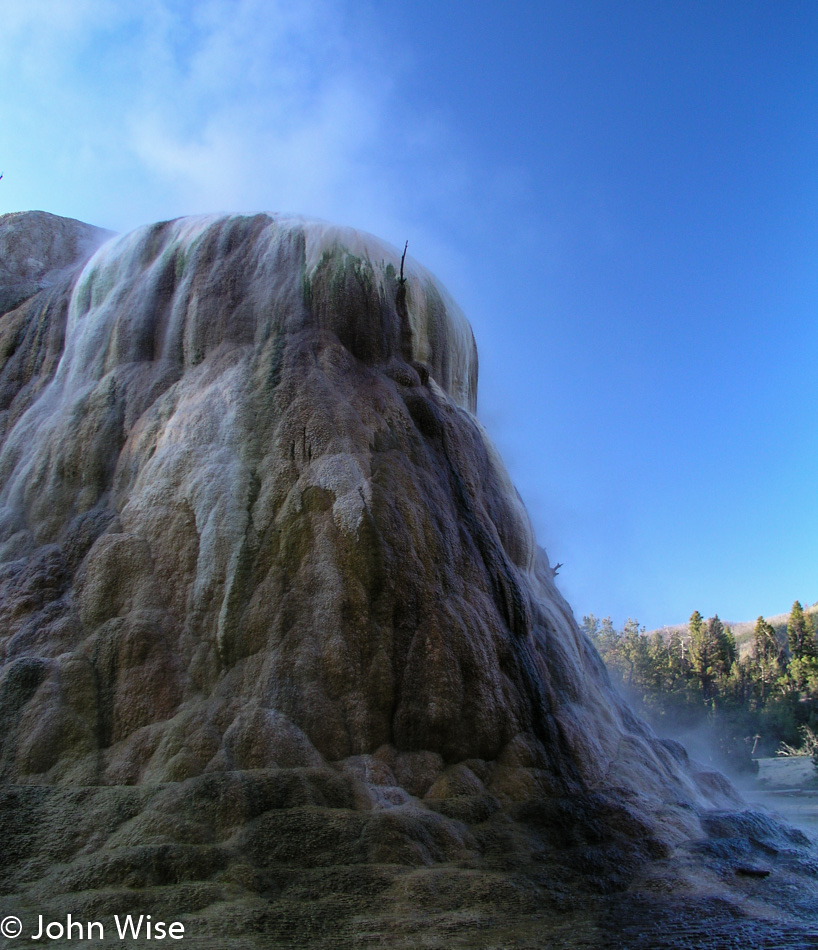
399,241,408,284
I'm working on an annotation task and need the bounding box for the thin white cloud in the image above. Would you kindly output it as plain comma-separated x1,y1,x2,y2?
128,35,389,223
0,0,536,312
0,0,404,232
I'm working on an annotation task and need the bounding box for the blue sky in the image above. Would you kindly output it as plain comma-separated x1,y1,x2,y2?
1,0,816,629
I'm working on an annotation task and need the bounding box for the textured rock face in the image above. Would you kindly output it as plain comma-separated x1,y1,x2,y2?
0,211,692,796
1,211,816,947
0,211,113,316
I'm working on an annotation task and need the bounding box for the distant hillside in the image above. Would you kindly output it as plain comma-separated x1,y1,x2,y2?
646,603,818,657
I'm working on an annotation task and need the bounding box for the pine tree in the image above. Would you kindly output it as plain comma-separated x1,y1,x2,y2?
709,616,735,676
751,615,778,701
688,610,715,697
620,618,648,687
649,631,669,690
723,624,737,670
598,616,619,654
667,629,688,683
582,614,600,642
787,600,816,660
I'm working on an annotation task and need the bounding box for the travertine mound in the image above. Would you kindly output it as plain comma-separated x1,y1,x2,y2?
0,212,815,948
0,211,680,793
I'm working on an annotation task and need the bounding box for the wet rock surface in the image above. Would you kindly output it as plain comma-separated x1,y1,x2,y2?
0,777,817,948
0,211,816,947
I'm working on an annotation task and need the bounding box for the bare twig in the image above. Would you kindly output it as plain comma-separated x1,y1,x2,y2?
399,241,408,284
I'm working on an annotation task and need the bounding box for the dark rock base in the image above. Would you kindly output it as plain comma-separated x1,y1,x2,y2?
1,771,817,949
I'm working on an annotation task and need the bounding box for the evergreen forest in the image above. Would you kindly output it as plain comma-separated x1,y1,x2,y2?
583,601,818,776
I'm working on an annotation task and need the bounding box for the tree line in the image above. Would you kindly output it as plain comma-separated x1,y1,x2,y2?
582,601,818,774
